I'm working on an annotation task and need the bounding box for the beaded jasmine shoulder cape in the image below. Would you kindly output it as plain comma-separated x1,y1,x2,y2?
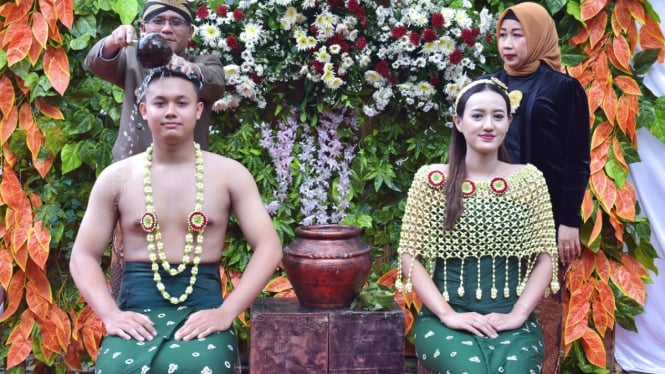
397,163,559,300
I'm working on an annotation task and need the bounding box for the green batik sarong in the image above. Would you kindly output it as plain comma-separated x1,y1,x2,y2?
414,257,545,374
95,262,240,374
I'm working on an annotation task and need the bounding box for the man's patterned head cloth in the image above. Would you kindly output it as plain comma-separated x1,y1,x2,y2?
143,0,193,24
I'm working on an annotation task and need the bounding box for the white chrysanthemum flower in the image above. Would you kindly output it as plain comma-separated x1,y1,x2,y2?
199,23,220,46
364,71,385,88
212,95,242,112
223,64,241,79
281,6,300,29
324,76,343,90
373,86,394,110
358,54,372,67
236,76,257,99
439,36,456,54
479,8,493,34
314,47,331,63
275,0,293,6
329,44,341,54
455,10,472,28
315,11,337,28
240,22,264,45
416,81,435,98
405,8,428,27
441,8,455,26
302,0,316,8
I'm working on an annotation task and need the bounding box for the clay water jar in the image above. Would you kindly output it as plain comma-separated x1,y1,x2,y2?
136,32,173,68
282,224,372,309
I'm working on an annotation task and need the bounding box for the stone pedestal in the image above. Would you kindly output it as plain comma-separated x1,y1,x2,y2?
250,297,405,373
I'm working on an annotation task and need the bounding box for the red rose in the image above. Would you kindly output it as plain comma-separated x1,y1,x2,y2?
429,75,440,86
195,5,209,19
449,49,463,64
355,36,367,50
375,60,389,78
485,31,493,42
347,0,359,13
461,28,475,46
232,9,245,21
431,13,444,28
409,31,420,46
226,35,240,51
391,25,408,39
216,5,228,17
422,29,437,43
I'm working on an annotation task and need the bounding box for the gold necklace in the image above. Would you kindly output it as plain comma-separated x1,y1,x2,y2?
141,143,208,304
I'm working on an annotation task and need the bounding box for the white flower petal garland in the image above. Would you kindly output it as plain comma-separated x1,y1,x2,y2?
142,143,207,304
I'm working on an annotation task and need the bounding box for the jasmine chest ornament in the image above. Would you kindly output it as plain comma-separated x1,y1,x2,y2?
141,142,207,304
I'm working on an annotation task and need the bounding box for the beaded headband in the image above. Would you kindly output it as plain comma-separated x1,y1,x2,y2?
455,77,522,114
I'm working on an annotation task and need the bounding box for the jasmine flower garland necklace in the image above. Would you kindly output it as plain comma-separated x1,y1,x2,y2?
141,142,208,304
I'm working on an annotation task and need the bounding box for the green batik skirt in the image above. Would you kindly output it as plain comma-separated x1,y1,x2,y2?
414,257,545,374
95,262,240,374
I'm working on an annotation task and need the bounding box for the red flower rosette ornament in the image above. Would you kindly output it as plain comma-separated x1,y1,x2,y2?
188,211,208,232
141,212,157,232
490,177,508,195
427,170,446,188
461,180,476,197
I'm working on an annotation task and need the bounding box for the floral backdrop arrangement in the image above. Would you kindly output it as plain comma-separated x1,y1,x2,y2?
189,0,493,115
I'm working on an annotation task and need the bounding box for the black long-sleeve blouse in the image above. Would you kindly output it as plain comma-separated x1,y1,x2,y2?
482,64,591,228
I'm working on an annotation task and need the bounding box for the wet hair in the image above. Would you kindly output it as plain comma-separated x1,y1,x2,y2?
444,81,511,230
138,66,202,102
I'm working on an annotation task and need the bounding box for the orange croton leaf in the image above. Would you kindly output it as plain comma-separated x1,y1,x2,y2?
625,0,645,24
43,45,70,95
613,0,632,33
50,304,73,351
610,257,646,305
620,252,650,280
625,19,639,54
3,148,19,168
0,74,15,118
0,164,28,210
0,247,13,288
591,287,611,337
1,105,19,145
80,306,104,360
569,23,591,46
378,267,398,288
587,80,604,115
63,337,84,371
564,284,592,345
19,102,34,130
6,310,35,369
593,249,610,281
38,317,62,359
616,95,638,141
588,208,604,246
614,182,636,221
610,7,623,36
614,76,641,96
0,269,25,322
581,188,595,222
4,20,33,66
27,36,44,66
590,143,608,175
35,98,64,120
606,42,631,74
611,36,632,73
26,258,53,303
581,0,608,21
590,171,617,214
31,11,49,49
11,197,33,251
581,326,607,368
594,277,616,322
587,11,609,50
0,0,31,27
38,0,58,24
263,275,293,293
28,220,51,270
601,84,617,126
593,51,611,86
56,0,75,29
608,213,625,246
